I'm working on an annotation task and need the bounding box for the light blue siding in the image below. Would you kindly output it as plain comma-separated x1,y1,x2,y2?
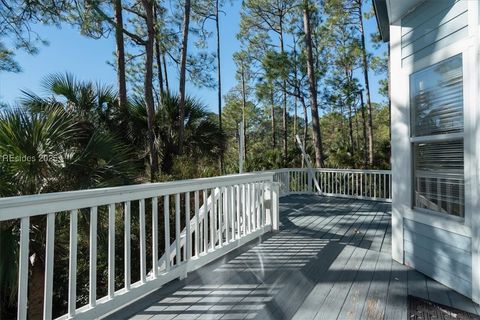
403,219,470,251
401,0,468,66
403,218,472,298
405,251,472,297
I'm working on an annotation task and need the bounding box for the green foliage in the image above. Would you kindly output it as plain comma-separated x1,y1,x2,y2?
0,42,21,73
0,74,138,318
113,92,226,177
0,0,69,72
156,93,225,174
0,106,78,195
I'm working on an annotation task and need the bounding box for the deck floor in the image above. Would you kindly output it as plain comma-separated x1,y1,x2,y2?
107,195,480,320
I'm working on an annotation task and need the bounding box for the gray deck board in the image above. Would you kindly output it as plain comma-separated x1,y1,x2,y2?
337,249,378,320
425,275,451,307
361,248,391,320
384,259,408,320
408,269,428,300
105,195,478,320
312,247,369,320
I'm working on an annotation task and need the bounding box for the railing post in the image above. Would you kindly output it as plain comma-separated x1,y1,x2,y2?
307,170,313,193
266,182,280,231
286,172,290,194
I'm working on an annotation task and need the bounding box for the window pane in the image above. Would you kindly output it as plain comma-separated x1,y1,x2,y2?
414,141,464,217
411,54,463,137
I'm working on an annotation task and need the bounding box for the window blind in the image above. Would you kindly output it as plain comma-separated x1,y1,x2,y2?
414,141,464,217
411,54,463,137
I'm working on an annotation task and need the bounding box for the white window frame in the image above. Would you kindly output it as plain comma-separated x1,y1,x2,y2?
400,35,477,229
409,53,465,219
390,2,480,237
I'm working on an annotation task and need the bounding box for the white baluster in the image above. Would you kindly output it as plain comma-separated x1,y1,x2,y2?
17,217,29,320
43,213,55,319
224,186,229,243
124,202,130,290
246,183,251,234
175,193,181,264
360,173,363,196
231,186,236,240
69,209,78,316
90,207,98,305
194,191,200,257
253,182,257,228
108,204,116,298
237,185,241,239
152,197,158,278
185,192,191,260
210,188,215,250
218,188,223,247
203,190,208,253
242,184,246,236
139,200,146,283
213,188,218,248
384,174,387,199
164,195,170,272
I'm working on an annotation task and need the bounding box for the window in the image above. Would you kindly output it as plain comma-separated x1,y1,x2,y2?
410,54,464,217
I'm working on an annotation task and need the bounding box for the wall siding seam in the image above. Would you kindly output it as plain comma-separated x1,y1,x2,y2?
402,0,461,31
402,25,468,60
402,9,467,46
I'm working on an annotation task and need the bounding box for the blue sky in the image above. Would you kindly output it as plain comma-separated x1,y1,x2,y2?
0,1,386,113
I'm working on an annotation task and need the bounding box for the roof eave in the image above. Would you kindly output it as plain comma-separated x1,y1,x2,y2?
373,0,390,42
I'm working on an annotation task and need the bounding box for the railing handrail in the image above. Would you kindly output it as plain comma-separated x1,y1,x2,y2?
272,167,392,202
269,167,391,174
4,172,280,320
0,172,274,221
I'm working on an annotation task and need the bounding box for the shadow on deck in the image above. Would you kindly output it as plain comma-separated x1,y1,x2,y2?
106,195,479,320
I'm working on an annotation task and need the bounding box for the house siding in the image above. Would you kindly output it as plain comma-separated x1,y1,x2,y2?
403,218,472,297
401,0,468,66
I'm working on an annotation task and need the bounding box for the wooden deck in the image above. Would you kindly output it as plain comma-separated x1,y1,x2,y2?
106,195,479,320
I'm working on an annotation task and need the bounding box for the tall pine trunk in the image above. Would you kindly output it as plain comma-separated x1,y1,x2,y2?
279,27,288,166
163,53,169,93
293,36,299,145
270,84,276,148
348,102,355,154
300,95,308,168
358,1,374,165
388,45,391,161
294,94,297,141
345,69,355,154
114,0,127,109
215,0,223,173
154,4,165,103
241,67,247,162
142,0,159,180
359,91,368,165
303,0,323,168
178,0,191,154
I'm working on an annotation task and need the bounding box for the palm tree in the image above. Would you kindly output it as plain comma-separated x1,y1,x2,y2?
157,93,226,174
0,73,139,318
22,73,140,188
114,92,226,176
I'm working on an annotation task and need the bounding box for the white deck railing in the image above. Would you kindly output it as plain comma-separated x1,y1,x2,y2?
272,168,392,202
0,172,279,320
